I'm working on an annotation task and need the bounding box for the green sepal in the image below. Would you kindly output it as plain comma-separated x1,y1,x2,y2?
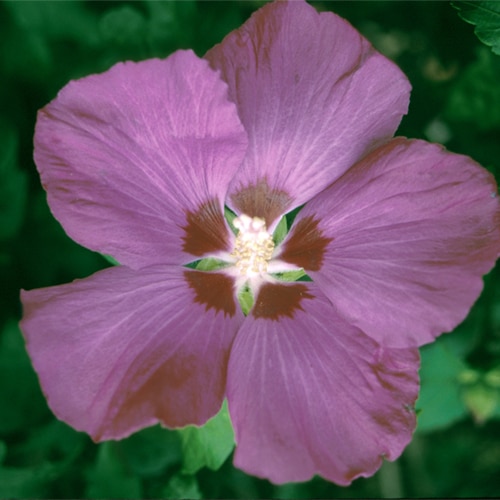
237,285,254,316
272,216,288,245
224,206,237,234
195,258,229,271
272,269,307,282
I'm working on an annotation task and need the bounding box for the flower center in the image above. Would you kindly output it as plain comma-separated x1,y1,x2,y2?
231,214,275,277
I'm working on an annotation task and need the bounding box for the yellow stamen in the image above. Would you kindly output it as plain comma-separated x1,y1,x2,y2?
231,214,275,276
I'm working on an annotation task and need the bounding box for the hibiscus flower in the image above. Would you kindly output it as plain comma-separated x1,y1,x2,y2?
20,0,500,486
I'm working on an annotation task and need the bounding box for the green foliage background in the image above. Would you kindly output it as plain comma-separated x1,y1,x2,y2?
1,1,500,497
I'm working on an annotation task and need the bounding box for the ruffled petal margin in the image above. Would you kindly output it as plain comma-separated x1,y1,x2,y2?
227,281,419,485
34,50,247,268
206,0,410,226
281,138,500,347
20,266,244,441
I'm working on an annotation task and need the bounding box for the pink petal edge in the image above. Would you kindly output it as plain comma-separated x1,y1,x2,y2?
282,138,500,347
227,281,419,485
35,50,247,268
20,265,244,441
207,0,411,224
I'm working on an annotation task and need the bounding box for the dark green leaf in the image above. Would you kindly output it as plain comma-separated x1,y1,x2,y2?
453,1,500,55
120,425,182,477
21,193,108,287
0,122,27,241
14,419,86,464
85,442,142,499
0,320,48,433
0,441,6,464
4,0,99,44
0,463,56,498
445,48,500,129
99,6,146,47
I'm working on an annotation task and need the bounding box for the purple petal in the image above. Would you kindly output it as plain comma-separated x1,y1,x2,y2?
35,50,247,268
20,266,244,441
206,0,410,225
227,281,419,485
281,138,500,347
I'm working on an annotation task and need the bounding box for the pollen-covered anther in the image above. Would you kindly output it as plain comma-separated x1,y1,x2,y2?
231,214,275,276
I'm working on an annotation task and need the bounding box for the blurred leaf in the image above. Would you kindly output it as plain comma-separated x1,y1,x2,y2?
14,419,86,465
459,367,500,423
485,367,500,388
461,382,499,424
178,400,234,474
0,122,27,241
98,5,148,62
1,30,52,82
453,1,500,55
0,463,56,498
99,6,146,46
120,425,182,477
0,320,48,434
86,442,142,499
0,441,6,464
445,48,500,130
416,340,468,432
145,0,198,53
163,473,202,499
2,420,87,498
4,0,98,45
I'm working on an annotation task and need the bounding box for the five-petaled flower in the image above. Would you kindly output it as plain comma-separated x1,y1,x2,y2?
20,0,500,486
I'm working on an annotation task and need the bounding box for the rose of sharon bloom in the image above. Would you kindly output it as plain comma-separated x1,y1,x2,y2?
20,0,500,486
